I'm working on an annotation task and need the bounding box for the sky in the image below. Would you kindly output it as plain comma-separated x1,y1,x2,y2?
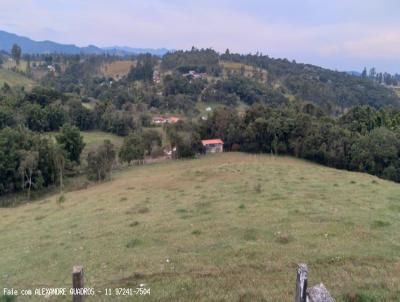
1,0,399,73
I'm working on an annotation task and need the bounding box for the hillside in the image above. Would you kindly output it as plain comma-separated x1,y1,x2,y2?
0,68,35,88
1,153,400,301
219,52,400,110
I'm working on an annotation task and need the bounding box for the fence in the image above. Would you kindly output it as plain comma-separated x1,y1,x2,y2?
71,263,334,302
295,263,334,302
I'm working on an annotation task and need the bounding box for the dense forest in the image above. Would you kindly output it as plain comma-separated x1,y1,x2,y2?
1,47,400,200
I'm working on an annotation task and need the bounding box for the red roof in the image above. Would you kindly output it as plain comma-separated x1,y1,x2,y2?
201,139,224,146
169,117,180,123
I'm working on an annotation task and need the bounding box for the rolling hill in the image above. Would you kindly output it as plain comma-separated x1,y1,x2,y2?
1,153,400,301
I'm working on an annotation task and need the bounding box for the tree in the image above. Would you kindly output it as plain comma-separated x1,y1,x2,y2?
18,150,39,200
45,105,67,131
169,130,202,158
127,54,155,82
119,132,145,164
53,145,66,193
56,124,85,164
24,103,49,132
26,54,31,74
350,127,400,178
142,129,162,155
0,105,16,128
87,140,116,181
361,67,367,78
11,44,22,66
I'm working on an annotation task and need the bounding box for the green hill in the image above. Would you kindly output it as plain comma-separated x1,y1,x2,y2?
1,153,400,301
0,68,35,88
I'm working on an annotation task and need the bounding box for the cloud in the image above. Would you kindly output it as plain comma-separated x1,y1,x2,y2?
344,32,400,59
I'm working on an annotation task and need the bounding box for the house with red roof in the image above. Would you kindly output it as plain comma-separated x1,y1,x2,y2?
201,139,224,154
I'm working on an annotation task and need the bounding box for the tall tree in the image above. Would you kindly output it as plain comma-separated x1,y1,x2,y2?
11,44,22,66
361,67,367,78
18,150,39,201
53,145,66,194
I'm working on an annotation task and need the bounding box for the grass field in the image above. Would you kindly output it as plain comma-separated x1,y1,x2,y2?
1,153,400,301
0,68,35,88
2,60,29,72
100,60,136,79
76,131,124,164
47,130,124,160
81,131,124,149
221,61,268,81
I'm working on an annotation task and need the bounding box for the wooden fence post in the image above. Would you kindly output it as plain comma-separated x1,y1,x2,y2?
72,265,84,302
295,263,308,302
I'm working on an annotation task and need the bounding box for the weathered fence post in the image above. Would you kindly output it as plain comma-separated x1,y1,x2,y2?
307,283,335,302
72,265,84,302
295,263,308,302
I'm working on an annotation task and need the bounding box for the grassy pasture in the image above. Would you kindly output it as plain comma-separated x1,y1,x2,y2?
0,68,35,88
46,131,123,160
99,60,136,79
1,153,400,301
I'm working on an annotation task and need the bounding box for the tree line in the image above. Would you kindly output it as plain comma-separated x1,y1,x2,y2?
199,103,400,182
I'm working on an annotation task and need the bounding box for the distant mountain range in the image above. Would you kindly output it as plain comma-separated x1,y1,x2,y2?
0,30,171,56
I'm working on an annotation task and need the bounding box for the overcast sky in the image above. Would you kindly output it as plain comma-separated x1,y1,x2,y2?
1,0,399,72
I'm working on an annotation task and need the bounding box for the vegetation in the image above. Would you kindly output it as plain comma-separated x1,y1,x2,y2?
87,139,116,181
127,54,156,83
0,47,400,202
11,44,21,66
200,104,400,183
56,124,85,164
0,127,54,197
119,132,145,164
0,69,35,88
221,51,400,112
1,153,400,301
1,44,400,301
162,47,221,75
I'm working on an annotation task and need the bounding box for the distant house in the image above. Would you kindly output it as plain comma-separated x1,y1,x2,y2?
153,70,161,83
152,116,167,125
183,70,207,79
202,139,224,154
47,65,56,73
152,116,180,125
